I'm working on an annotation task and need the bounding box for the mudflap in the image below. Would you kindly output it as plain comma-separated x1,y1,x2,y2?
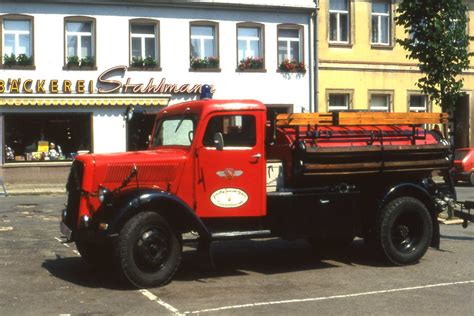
454,201,474,228
197,237,216,271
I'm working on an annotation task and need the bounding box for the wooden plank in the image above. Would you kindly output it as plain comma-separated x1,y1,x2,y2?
275,112,448,126
276,113,332,126
337,112,447,125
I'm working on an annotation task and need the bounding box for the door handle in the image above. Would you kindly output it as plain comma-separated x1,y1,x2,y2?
251,153,262,159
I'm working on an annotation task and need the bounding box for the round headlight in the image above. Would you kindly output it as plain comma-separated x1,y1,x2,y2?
98,185,111,203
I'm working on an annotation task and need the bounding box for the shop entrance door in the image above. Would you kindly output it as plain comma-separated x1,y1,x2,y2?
127,114,156,151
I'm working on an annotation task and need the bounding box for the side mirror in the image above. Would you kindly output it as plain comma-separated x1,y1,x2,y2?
213,132,224,151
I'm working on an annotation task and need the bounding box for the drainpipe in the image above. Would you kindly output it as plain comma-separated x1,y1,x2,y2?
313,0,319,112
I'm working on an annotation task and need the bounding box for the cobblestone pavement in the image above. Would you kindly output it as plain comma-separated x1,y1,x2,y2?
0,194,473,315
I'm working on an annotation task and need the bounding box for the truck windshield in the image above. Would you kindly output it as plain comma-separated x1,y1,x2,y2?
151,115,199,147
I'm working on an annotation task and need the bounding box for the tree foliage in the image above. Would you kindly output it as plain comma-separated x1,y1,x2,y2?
396,0,471,110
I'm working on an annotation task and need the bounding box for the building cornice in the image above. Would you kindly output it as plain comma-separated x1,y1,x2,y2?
3,0,317,12
319,60,474,75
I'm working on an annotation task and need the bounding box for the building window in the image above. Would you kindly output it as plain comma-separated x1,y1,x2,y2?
369,91,393,111
329,0,349,43
1,16,33,67
328,91,352,111
65,17,95,68
409,94,428,112
371,1,390,45
129,20,159,69
190,22,219,70
277,25,303,66
4,113,92,163
237,23,264,70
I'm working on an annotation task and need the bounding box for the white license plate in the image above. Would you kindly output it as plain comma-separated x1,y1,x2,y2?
60,221,72,240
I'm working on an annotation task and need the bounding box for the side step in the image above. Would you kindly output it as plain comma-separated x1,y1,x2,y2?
211,230,273,241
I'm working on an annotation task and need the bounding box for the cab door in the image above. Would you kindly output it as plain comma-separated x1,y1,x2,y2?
195,111,265,218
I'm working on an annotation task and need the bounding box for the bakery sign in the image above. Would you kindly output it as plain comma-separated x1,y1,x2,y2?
0,65,215,95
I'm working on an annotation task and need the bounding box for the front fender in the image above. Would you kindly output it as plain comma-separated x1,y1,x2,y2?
98,188,211,241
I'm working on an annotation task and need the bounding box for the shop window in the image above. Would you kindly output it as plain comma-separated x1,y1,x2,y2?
329,0,350,43
4,114,92,162
371,1,391,46
64,17,95,68
237,23,264,71
129,19,160,69
203,115,256,148
409,94,428,112
277,25,303,65
369,91,393,112
190,21,219,70
327,90,352,111
1,15,34,67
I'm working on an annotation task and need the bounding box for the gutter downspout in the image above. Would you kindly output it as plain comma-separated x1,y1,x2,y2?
313,0,319,113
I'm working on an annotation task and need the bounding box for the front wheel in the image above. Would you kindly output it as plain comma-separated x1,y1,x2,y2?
377,197,432,265
115,211,182,288
469,172,474,186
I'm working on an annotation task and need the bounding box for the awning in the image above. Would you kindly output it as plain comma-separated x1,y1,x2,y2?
0,96,171,107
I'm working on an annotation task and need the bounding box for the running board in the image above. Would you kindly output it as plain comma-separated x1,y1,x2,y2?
211,230,273,241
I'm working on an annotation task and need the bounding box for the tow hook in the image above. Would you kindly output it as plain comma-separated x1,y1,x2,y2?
453,201,474,229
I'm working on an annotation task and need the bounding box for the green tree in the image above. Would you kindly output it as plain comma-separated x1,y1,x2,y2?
396,0,471,110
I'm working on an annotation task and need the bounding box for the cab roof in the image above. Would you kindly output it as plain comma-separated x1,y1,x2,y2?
158,99,266,118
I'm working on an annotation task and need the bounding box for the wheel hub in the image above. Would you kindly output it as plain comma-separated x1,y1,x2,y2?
135,227,170,271
391,213,422,253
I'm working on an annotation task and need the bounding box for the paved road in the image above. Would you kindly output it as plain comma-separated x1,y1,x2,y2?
0,194,473,315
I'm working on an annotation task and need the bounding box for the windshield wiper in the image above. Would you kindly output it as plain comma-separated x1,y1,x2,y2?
175,117,184,133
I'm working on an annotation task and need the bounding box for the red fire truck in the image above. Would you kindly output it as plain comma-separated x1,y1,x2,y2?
60,98,464,288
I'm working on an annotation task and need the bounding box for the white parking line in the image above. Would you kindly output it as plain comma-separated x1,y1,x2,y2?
139,289,181,315
53,237,181,315
54,237,77,254
185,280,474,314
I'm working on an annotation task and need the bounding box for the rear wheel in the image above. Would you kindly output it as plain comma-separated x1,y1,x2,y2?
377,197,432,265
115,211,182,288
469,172,474,186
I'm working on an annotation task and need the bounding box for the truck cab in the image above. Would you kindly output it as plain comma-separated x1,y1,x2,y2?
61,99,457,288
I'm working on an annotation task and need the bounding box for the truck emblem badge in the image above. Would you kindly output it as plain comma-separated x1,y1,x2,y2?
211,188,248,208
216,168,243,180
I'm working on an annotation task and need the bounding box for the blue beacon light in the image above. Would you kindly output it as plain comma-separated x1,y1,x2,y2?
200,84,212,99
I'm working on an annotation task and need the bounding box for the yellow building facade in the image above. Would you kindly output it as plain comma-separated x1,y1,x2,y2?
317,0,474,147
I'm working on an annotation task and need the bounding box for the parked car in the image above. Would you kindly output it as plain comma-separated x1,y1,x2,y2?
452,148,474,186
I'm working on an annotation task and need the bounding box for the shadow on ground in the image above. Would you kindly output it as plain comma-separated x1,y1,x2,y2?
43,238,390,289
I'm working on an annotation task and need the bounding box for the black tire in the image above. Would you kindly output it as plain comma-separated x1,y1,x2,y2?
469,173,474,186
75,241,113,266
377,197,432,265
115,211,182,288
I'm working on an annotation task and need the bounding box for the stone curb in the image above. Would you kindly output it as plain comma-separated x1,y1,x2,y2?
1,188,66,196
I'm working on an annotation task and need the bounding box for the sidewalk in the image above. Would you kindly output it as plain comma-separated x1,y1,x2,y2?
1,182,66,196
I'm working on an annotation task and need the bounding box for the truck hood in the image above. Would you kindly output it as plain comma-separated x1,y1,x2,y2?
77,148,189,193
